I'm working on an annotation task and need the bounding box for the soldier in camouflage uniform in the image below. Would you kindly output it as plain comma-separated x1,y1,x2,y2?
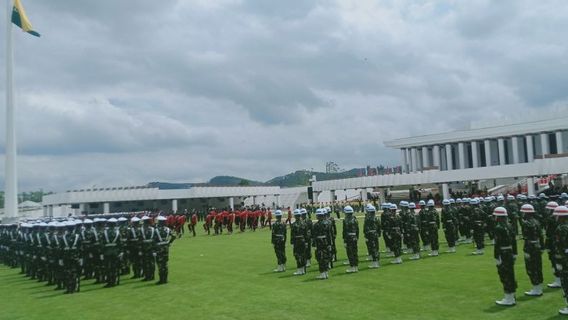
457,198,472,243
271,210,287,273
313,208,332,279
399,201,411,253
342,206,359,273
493,207,518,306
553,206,568,315
407,202,421,260
418,200,431,252
117,217,130,276
290,209,307,275
425,200,440,256
141,216,156,281
363,204,381,268
102,218,122,287
301,208,313,267
79,219,96,280
93,218,106,284
325,207,338,263
483,197,496,244
544,201,562,289
519,204,544,297
505,195,520,238
389,204,403,264
154,216,176,284
471,198,486,255
441,199,457,253
52,222,66,290
62,221,82,294
382,203,394,256
128,217,143,279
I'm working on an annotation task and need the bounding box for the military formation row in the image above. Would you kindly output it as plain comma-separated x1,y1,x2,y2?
0,215,176,294
270,193,568,315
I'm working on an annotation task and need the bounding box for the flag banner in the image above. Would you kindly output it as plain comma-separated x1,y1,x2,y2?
12,0,40,37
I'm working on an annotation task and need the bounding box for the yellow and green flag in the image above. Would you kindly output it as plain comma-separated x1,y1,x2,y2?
12,0,40,37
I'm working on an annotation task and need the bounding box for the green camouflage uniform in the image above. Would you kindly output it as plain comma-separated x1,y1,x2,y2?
313,218,332,273
271,219,287,267
494,219,518,294
554,219,568,301
342,214,359,267
290,218,308,270
154,223,175,284
363,212,381,262
521,214,544,286
442,205,457,248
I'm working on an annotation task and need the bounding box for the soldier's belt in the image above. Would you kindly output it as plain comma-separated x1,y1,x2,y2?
158,241,169,246
445,220,453,223
347,233,357,236
105,243,117,247
565,249,568,254
83,241,91,244
316,236,327,239
474,220,482,223
143,240,152,243
527,240,539,244
500,246,513,250
274,235,285,237
366,230,377,233
294,236,305,238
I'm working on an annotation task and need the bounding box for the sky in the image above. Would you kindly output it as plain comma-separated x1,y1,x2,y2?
1,0,568,191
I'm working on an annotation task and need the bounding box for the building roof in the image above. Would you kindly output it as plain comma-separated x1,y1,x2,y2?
384,116,568,149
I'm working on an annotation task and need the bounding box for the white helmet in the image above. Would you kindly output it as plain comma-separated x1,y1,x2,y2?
553,206,568,217
274,210,283,217
493,207,508,216
343,206,354,214
365,204,376,213
427,199,435,207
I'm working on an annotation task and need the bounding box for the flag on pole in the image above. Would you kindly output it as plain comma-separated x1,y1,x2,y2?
11,0,40,37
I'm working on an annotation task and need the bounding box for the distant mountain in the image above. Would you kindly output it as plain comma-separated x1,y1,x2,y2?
208,176,264,186
266,169,361,187
147,168,365,190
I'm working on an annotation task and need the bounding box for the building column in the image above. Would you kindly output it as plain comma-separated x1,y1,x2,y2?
556,131,564,154
43,206,48,217
526,134,534,162
526,177,536,196
103,202,110,214
252,196,257,206
411,148,418,173
48,205,54,217
79,203,86,215
433,145,441,168
275,195,280,208
422,146,429,168
172,199,178,213
498,138,506,165
471,141,479,168
330,190,336,204
541,133,549,156
405,148,411,173
401,149,408,173
484,140,492,166
313,192,319,203
229,197,235,210
511,136,519,164
458,142,466,169
442,183,450,200
445,144,453,170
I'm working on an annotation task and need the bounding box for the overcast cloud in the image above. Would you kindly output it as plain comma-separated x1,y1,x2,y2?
1,0,568,191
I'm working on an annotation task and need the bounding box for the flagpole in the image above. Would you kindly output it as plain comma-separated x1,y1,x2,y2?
4,0,17,222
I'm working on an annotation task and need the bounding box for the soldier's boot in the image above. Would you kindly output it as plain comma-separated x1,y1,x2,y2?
281,264,286,272
316,272,327,280
524,284,543,296
324,272,329,279
293,268,305,275
346,266,354,273
472,249,484,255
366,255,371,261
466,238,473,244
369,261,380,269
343,261,350,265
495,293,516,306
391,257,402,264
429,250,439,257
306,259,311,267
409,253,420,260
559,299,568,315
548,277,562,288
273,265,283,273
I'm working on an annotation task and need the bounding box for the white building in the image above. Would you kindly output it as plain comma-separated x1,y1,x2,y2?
313,117,568,200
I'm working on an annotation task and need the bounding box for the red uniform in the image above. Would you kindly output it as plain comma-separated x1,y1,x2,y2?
190,213,198,237
266,210,272,229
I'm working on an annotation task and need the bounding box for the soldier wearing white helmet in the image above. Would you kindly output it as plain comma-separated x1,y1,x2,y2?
325,207,338,264
313,208,332,279
140,216,156,282
93,217,106,284
127,217,143,279
389,203,403,264
381,203,395,257
300,208,313,267
271,210,287,273
342,206,359,273
470,198,486,256
552,206,568,315
519,204,544,297
399,201,411,254
482,197,497,246
493,207,518,307
424,200,440,257
544,201,562,289
418,200,430,252
363,204,381,268
504,194,520,239
290,209,307,275
441,199,457,253
102,218,122,288
407,202,421,260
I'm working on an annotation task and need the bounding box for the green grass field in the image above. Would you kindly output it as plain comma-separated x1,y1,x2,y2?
1,219,566,320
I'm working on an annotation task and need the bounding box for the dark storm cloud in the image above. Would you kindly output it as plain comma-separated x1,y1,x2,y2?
0,0,567,191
